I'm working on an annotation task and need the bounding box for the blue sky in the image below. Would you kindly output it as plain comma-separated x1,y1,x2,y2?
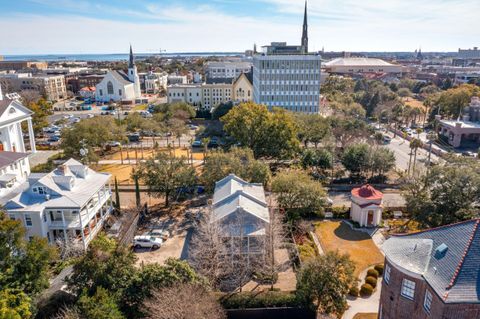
0,0,479,54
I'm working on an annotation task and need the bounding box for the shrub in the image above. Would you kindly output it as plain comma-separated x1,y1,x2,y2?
367,268,379,278
220,291,300,309
365,276,377,288
374,264,384,276
331,206,350,219
360,284,374,296
348,286,359,297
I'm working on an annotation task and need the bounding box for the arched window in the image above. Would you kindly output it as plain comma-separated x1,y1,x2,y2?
107,81,114,95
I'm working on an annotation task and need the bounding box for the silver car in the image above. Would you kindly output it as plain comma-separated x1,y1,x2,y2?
133,235,163,250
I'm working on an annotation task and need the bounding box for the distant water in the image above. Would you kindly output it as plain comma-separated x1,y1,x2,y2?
3,52,245,62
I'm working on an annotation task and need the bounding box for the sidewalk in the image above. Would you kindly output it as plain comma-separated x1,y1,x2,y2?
342,268,382,319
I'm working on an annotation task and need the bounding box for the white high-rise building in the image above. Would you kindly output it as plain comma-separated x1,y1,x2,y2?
252,1,322,113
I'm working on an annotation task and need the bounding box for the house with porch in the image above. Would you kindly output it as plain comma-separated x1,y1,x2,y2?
4,159,113,250
211,174,270,258
350,184,383,227
0,84,35,197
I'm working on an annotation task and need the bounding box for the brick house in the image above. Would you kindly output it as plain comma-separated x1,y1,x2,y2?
379,219,480,319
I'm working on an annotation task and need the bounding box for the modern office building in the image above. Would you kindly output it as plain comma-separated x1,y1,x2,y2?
253,2,322,113
0,73,67,101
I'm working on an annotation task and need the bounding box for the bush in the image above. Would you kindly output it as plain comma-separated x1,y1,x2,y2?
253,271,279,285
331,206,350,219
367,268,379,279
348,286,359,297
374,264,384,276
360,284,374,296
220,291,300,309
365,276,377,288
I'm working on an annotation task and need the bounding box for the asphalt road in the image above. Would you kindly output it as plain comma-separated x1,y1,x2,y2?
383,132,441,172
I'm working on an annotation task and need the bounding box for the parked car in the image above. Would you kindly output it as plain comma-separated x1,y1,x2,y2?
107,141,121,147
36,141,51,146
383,135,392,144
462,151,476,157
128,133,140,143
71,117,81,123
147,229,169,241
86,114,94,119
48,136,60,142
133,236,163,249
191,140,203,148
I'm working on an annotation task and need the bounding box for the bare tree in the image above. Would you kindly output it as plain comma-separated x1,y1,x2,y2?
20,89,41,105
144,284,226,319
55,238,84,260
189,204,286,292
53,307,81,319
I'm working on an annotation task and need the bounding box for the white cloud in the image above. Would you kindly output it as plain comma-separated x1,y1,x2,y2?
1,0,480,54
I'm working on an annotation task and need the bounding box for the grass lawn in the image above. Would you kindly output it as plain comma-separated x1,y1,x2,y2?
133,104,148,111
104,148,204,161
92,164,135,184
315,220,384,278
353,313,378,319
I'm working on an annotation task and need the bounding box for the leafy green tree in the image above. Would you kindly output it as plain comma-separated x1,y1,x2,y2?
370,147,396,177
271,170,326,216
211,101,234,120
341,143,370,177
433,84,479,119
61,117,126,163
27,98,52,134
403,159,480,227
397,88,412,98
114,177,120,210
0,289,32,319
201,147,270,192
301,149,333,175
66,234,136,297
0,212,57,296
134,152,195,207
409,138,423,174
122,258,206,317
296,251,356,315
295,114,331,147
77,287,124,319
329,117,371,149
221,103,299,159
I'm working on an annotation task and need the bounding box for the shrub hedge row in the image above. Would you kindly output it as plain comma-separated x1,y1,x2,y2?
219,291,301,309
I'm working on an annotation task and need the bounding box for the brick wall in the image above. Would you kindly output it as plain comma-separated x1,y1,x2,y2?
379,260,480,319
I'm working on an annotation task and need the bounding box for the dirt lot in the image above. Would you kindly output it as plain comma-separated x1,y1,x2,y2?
133,203,206,267
315,220,384,278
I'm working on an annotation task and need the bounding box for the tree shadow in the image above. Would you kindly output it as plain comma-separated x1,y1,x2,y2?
333,221,371,242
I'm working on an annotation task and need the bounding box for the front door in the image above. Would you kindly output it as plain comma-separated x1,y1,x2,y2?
367,210,374,226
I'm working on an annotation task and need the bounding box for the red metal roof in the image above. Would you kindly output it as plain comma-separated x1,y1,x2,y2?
351,184,383,200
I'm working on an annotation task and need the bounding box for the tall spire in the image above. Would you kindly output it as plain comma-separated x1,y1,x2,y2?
129,44,134,68
301,1,308,54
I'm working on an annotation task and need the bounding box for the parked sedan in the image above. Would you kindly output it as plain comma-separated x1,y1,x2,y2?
133,236,163,250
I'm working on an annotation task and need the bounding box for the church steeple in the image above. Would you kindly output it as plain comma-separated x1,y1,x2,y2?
301,1,308,54
129,44,134,68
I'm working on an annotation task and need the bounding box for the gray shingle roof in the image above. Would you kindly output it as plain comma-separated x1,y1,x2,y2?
383,219,480,303
0,151,29,169
111,70,133,85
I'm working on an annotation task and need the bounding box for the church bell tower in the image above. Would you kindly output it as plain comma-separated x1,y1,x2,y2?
128,45,141,98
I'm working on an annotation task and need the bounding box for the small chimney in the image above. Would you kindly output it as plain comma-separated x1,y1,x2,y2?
58,164,68,175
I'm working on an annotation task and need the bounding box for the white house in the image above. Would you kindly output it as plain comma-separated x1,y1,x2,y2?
350,184,383,227
4,159,113,250
0,84,35,197
95,46,141,103
211,174,270,256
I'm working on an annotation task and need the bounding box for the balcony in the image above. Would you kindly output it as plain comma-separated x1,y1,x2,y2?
49,190,112,229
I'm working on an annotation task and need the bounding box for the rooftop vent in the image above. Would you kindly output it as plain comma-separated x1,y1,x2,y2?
435,243,448,258
45,194,50,201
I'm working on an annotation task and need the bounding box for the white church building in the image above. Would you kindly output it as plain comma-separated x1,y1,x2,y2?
0,84,35,197
95,46,141,103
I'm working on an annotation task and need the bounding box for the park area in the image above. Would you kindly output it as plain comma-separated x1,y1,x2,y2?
314,220,384,278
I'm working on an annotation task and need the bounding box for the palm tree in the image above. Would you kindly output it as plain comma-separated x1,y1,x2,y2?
408,138,423,174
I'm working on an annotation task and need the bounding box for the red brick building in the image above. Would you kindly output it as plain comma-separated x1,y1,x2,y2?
379,219,480,319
